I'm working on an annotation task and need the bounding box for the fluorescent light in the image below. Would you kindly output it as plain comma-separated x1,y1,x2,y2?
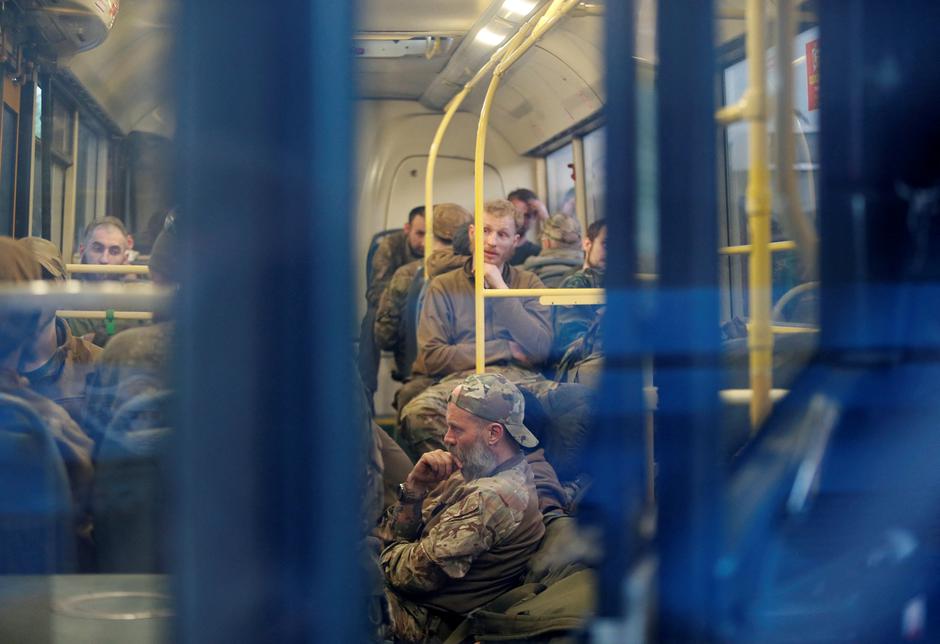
502,0,537,17
475,26,508,47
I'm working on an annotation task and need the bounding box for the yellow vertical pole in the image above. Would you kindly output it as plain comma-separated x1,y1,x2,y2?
425,89,469,274
745,0,774,428
473,78,502,374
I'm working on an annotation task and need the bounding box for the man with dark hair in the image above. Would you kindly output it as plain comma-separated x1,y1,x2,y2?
379,373,544,642
360,206,427,403
77,217,135,279
553,218,607,379
375,203,471,382
507,188,548,266
17,237,102,425
70,216,147,346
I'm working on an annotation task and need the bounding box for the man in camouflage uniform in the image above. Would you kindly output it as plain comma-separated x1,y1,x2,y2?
68,217,148,346
359,206,426,402
379,373,545,642
507,188,549,266
17,237,102,427
374,203,471,382
522,213,584,287
553,218,607,380
399,199,555,457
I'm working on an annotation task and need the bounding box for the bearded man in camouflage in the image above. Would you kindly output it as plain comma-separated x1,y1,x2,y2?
378,373,544,642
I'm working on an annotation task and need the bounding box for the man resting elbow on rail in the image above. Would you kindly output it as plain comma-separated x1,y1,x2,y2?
399,199,555,459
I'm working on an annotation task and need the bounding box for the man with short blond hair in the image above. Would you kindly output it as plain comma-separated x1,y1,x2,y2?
399,199,554,457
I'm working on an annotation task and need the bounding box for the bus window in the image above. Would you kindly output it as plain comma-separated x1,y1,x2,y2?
0,104,15,235
583,127,605,223
545,142,575,217
721,26,820,326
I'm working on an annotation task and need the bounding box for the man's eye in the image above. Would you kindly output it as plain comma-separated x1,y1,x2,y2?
91,243,104,252
108,247,123,256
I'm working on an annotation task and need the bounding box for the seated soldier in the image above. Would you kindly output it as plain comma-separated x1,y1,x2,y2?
67,217,147,347
17,237,102,426
83,224,177,448
400,199,554,457
552,218,606,368
507,188,549,266
521,213,584,287
379,374,545,642
374,203,472,382
0,238,94,541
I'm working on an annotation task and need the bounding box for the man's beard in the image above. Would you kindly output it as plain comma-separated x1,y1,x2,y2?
449,436,497,481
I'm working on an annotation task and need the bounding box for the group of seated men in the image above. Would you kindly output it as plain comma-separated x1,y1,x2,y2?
362,190,609,640
0,214,177,571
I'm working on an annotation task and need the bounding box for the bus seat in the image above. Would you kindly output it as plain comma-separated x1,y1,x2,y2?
92,390,172,573
0,392,74,574
398,265,427,382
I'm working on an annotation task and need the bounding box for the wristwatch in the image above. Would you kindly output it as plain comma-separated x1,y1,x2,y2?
398,482,424,504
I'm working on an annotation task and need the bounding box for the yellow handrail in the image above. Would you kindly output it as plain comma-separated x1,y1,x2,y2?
719,240,796,255
481,287,603,298
744,0,774,429
424,3,552,275
57,310,153,320
66,264,149,275
472,0,582,374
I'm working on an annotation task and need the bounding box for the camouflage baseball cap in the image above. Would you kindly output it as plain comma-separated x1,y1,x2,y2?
17,237,67,281
448,373,538,448
541,213,581,245
433,203,472,242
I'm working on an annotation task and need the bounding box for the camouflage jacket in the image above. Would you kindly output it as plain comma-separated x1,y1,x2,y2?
380,454,544,615
522,248,584,288
552,267,605,363
374,249,468,370
82,322,173,446
413,260,553,377
366,230,422,309
20,317,102,427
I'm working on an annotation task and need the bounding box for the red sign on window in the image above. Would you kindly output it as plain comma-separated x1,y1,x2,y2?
806,40,820,111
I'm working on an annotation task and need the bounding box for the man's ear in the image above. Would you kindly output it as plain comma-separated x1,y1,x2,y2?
513,234,523,248
582,237,591,254
487,422,504,446
126,234,135,250
403,222,411,235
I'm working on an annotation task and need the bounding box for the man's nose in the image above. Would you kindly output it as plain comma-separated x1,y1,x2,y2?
443,431,456,445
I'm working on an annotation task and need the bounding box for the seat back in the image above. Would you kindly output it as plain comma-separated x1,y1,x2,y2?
93,390,172,573
0,392,74,574
399,265,427,381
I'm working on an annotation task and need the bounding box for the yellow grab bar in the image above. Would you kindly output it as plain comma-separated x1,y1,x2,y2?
472,0,582,374
424,3,552,275
66,264,149,275
743,0,774,429
57,310,154,320
719,240,797,255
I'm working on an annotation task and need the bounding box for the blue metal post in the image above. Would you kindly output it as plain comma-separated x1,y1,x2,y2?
174,1,362,642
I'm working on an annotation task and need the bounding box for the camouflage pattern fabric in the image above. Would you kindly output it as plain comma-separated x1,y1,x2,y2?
366,230,421,309
66,316,151,349
400,366,555,459
447,372,538,448
379,454,544,640
375,249,468,380
552,267,605,367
